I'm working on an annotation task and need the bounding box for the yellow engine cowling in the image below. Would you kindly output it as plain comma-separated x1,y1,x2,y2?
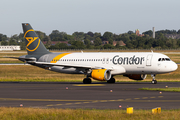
89,69,111,81
124,74,147,80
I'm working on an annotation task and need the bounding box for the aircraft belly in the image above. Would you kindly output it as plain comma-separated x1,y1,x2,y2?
123,65,157,74
51,66,83,74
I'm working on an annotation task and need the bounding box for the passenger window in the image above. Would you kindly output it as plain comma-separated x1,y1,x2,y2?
158,58,161,61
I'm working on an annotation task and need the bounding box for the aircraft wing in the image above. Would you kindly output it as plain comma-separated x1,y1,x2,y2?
28,61,113,70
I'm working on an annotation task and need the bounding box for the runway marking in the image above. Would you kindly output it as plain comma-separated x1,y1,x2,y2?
74,102,82,104
73,84,105,86
125,98,131,101
0,95,166,107
1,95,163,107
66,103,73,105
100,100,108,102
142,97,148,99
46,96,165,107
134,98,140,100
117,99,124,101
56,104,62,106
158,96,164,98
0,98,92,102
83,102,90,104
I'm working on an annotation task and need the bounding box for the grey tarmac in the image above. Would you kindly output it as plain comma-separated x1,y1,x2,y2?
0,82,179,109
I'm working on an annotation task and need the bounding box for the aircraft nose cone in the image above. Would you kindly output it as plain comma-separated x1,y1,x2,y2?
171,62,178,71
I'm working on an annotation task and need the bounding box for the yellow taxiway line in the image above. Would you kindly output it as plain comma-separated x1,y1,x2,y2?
73,84,105,86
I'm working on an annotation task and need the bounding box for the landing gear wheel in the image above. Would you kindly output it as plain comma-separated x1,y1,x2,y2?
151,74,157,84
151,80,157,84
107,78,115,83
83,78,92,84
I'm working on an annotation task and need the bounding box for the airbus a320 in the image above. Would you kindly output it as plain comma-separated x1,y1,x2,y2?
10,23,178,84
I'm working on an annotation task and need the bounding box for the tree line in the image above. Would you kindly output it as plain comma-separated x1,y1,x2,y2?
1,29,180,50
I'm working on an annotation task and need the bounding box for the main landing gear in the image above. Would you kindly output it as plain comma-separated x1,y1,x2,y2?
151,74,157,84
107,77,115,83
83,78,92,84
83,77,116,84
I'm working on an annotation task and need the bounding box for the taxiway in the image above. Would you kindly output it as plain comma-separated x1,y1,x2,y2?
0,82,179,109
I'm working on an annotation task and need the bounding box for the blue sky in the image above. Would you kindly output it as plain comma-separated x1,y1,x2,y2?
1,0,180,37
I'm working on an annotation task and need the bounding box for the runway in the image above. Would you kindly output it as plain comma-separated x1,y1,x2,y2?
0,82,180,109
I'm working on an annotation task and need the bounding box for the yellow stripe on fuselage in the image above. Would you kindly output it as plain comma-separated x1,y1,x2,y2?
50,53,71,63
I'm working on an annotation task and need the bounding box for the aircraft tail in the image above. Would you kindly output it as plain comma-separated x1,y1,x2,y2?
22,23,50,55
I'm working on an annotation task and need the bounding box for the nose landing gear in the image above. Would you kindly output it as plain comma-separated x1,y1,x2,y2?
151,74,157,84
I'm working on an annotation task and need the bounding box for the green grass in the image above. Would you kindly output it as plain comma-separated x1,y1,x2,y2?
0,107,180,120
139,87,180,92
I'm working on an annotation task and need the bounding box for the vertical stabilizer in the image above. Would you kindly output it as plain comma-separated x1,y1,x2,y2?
22,23,50,55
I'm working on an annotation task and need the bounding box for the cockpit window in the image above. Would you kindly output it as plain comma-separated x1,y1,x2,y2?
165,58,170,61
158,58,171,61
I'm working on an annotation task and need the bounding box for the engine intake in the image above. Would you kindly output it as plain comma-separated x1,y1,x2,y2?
88,69,111,81
124,74,147,80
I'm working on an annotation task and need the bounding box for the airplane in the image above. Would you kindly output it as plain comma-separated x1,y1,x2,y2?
10,23,178,84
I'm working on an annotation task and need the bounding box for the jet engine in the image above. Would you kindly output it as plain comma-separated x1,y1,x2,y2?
87,69,111,81
124,74,147,80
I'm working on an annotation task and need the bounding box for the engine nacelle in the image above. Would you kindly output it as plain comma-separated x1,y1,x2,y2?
88,69,111,81
124,74,147,80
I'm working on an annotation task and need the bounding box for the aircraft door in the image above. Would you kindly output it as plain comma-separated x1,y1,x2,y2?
146,54,153,66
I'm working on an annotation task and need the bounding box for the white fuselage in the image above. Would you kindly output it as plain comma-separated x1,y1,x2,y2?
39,52,178,75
